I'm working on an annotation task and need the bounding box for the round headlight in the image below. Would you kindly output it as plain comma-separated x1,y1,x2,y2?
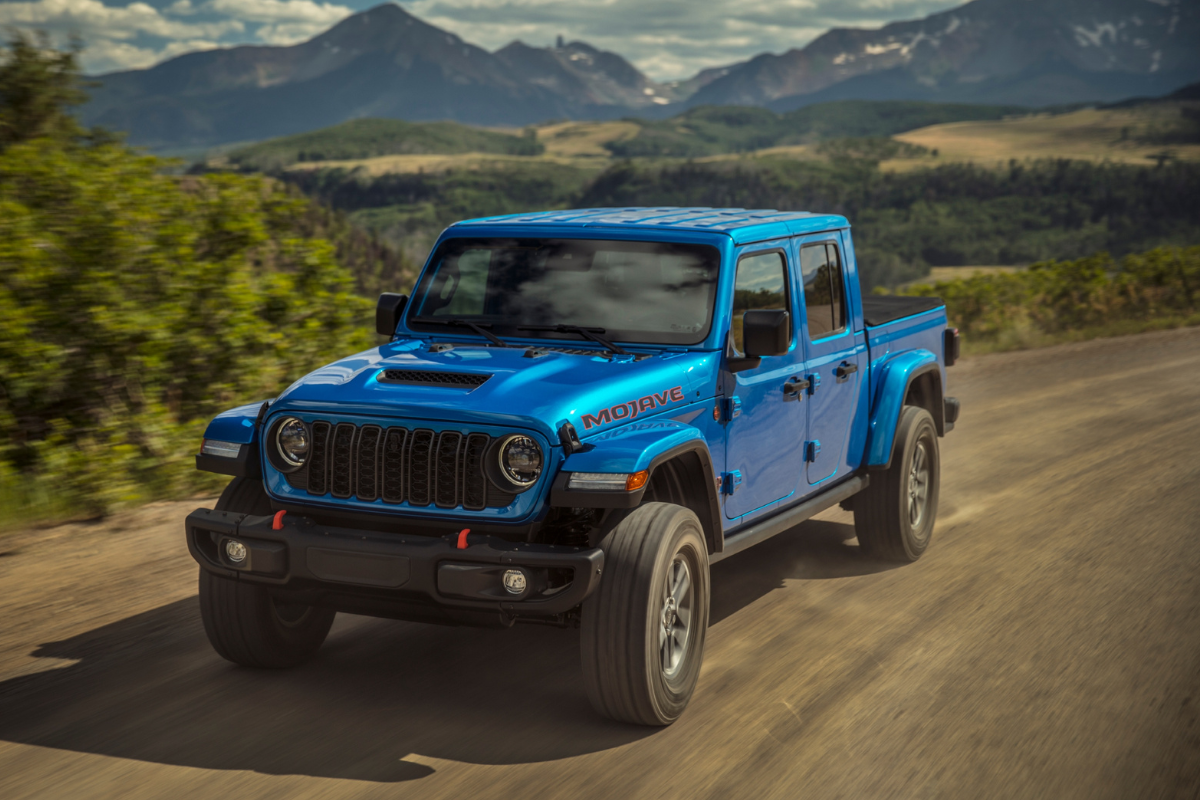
499,435,542,487
275,417,309,467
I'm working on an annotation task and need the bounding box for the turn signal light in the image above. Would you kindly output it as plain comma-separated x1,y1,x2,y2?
567,470,651,492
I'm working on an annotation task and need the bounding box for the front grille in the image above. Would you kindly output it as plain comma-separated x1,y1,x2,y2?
379,370,491,389
284,420,514,510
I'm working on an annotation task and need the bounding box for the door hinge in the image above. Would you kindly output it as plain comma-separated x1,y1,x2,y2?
720,395,742,422
720,470,744,495
804,440,821,463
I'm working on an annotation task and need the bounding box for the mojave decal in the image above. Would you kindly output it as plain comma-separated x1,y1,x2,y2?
581,386,686,430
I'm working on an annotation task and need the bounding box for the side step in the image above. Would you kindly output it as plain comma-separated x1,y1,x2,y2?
710,475,867,564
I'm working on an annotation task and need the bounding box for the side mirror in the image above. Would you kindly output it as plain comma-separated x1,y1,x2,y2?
376,293,408,337
743,309,791,358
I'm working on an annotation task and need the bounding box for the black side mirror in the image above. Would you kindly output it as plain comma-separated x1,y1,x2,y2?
743,309,791,357
376,293,408,337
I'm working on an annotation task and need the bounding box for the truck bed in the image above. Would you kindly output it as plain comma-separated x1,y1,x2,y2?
862,295,945,327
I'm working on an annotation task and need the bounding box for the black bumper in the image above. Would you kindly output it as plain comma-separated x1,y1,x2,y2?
185,508,604,619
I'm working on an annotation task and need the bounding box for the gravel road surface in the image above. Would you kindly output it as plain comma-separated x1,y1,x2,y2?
2,327,1199,799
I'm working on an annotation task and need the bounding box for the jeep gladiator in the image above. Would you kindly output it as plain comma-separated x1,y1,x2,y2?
186,207,960,725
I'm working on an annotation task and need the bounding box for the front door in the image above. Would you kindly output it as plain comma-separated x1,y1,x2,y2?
797,235,865,485
723,244,808,519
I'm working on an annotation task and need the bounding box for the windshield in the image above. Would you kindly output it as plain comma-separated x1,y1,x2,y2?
408,238,721,346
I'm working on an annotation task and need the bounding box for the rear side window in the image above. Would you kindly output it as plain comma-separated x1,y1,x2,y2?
732,251,789,353
800,243,847,339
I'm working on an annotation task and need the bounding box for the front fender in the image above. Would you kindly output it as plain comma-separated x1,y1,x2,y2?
196,401,269,478
865,350,938,469
566,420,705,474
551,419,714,507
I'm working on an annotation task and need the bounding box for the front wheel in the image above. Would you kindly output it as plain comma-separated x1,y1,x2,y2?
580,503,710,726
198,478,335,668
854,405,941,562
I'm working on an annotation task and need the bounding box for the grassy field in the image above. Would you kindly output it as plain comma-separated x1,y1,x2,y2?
897,266,1025,289
888,103,1200,169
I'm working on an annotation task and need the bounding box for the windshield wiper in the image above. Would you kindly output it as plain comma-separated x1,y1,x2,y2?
517,324,630,356
412,317,513,348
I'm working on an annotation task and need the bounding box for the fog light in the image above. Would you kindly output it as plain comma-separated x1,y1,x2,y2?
225,539,247,563
502,569,527,595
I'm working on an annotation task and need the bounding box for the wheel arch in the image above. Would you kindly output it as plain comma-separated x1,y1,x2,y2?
551,424,723,556
865,350,944,470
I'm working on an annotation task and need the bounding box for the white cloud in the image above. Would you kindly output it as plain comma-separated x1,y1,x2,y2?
0,0,243,40
205,0,352,25
203,0,356,44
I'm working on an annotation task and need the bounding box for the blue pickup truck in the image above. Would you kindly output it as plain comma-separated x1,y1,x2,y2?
187,207,960,726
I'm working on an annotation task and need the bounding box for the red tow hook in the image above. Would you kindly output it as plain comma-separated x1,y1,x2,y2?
272,510,286,531
456,528,472,549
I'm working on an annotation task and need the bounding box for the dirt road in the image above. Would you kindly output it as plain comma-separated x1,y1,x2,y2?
2,328,1199,799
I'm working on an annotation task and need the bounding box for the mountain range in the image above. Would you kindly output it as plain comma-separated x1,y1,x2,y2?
80,0,1200,149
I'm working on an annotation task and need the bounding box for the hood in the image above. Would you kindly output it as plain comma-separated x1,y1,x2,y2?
270,338,720,440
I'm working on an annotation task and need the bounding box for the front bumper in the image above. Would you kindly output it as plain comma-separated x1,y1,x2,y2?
185,508,604,621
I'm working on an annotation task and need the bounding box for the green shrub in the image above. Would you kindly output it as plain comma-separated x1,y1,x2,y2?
897,246,1200,351
0,137,374,524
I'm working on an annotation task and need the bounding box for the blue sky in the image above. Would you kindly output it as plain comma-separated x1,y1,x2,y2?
0,0,962,79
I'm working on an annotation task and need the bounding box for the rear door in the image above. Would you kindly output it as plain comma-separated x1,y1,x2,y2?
796,235,866,485
723,243,808,519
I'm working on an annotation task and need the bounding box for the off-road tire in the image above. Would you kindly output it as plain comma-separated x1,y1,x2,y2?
854,405,940,562
198,478,336,668
581,502,710,726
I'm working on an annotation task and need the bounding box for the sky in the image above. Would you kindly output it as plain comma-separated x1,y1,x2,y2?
0,0,963,80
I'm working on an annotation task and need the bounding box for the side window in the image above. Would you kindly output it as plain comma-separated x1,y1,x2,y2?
800,243,847,339
732,251,788,353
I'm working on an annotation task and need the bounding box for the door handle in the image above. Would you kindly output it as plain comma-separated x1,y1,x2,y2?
783,377,810,397
835,361,858,382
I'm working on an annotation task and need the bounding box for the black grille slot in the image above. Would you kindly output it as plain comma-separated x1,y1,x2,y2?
330,423,356,498
306,421,331,496
381,427,407,504
435,432,462,508
408,429,435,506
379,370,491,389
292,420,504,509
356,425,382,502
463,434,489,510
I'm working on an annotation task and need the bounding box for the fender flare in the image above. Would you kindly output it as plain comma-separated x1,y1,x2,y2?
550,421,723,554
195,401,268,478
864,350,941,470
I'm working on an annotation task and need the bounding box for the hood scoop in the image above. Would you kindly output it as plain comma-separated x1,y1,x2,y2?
378,369,492,390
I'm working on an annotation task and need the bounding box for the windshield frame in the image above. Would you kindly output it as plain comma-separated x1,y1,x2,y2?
404,234,725,347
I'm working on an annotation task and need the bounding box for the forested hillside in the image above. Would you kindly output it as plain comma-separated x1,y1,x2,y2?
225,119,544,172
281,155,1200,290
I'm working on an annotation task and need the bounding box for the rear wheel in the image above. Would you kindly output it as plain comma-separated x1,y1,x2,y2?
580,503,710,726
854,405,940,562
198,478,335,668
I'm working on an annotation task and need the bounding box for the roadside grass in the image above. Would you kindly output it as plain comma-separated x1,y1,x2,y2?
958,312,1200,357
896,246,1200,357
